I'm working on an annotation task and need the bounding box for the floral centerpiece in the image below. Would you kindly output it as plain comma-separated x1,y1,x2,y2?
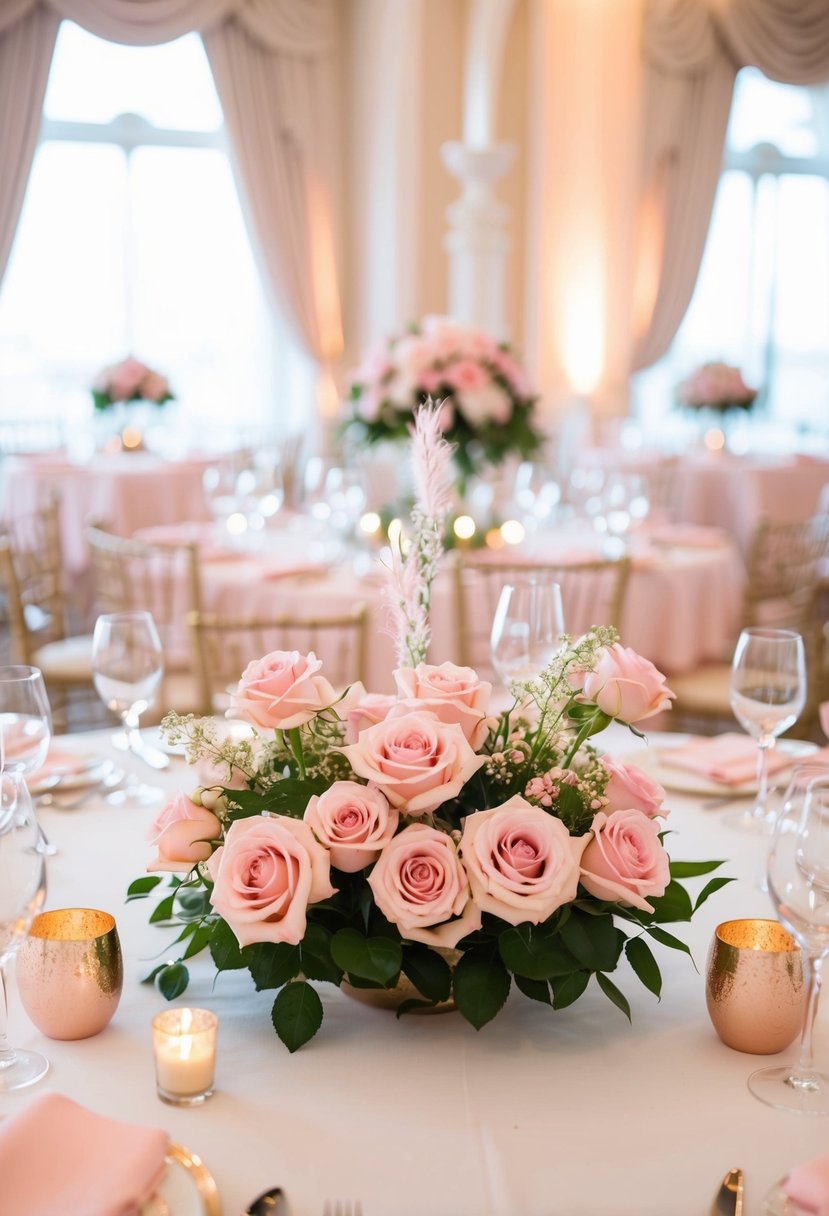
130,405,730,1051
676,361,757,414
341,315,542,481
92,356,174,412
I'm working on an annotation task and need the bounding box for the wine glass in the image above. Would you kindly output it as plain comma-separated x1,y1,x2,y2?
92,611,164,805
490,577,566,688
0,666,55,855
748,773,829,1114
0,770,48,1091
729,627,806,832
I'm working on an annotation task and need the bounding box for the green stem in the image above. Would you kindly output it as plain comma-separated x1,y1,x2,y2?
287,727,306,780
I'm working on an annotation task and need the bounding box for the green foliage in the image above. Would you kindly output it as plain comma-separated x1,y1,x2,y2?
272,982,323,1053
331,928,402,986
453,951,511,1029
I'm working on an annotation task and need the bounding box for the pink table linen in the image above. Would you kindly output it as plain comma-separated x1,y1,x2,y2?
0,452,215,576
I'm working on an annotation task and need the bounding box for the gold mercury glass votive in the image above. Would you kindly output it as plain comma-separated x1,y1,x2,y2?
706,918,805,1055
16,908,123,1040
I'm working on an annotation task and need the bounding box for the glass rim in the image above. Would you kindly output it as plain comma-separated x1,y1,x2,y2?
94,610,156,624
0,665,45,683
738,627,803,642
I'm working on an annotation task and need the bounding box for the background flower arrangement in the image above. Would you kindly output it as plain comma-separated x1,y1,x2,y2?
130,407,730,1051
92,356,174,411
676,361,758,414
341,315,542,481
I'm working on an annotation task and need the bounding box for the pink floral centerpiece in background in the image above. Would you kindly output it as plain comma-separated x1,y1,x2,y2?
130,405,730,1051
676,361,758,414
92,356,174,412
341,315,542,480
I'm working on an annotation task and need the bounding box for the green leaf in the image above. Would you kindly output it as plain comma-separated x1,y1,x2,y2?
127,876,163,899
400,947,453,1003
595,972,631,1021
299,924,342,985
149,893,177,924
693,876,736,913
514,974,552,1005
330,928,402,985
176,888,211,919
157,962,189,1000
271,981,323,1052
498,924,577,980
227,777,329,821
649,880,694,924
559,910,622,972
452,952,510,1030
645,925,694,960
209,918,246,971
625,936,662,999
551,969,589,1009
181,923,213,961
669,859,728,879
245,942,301,990
141,963,168,985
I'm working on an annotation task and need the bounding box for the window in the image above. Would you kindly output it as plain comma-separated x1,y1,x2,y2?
0,21,314,445
632,68,829,445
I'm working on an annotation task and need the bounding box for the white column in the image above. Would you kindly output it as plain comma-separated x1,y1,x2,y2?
441,140,515,339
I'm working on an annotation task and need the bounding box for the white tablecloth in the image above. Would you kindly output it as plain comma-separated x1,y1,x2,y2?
1,725,824,1216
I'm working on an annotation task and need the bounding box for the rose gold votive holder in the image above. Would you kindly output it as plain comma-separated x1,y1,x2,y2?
706,918,805,1055
151,1008,218,1106
16,908,123,1040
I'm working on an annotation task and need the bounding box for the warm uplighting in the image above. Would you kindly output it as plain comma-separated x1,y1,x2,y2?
500,519,526,546
453,514,477,540
359,511,382,536
121,426,143,450
704,427,725,453
484,527,505,550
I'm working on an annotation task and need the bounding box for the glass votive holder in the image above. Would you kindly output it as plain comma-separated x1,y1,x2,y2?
151,1008,218,1106
706,918,805,1054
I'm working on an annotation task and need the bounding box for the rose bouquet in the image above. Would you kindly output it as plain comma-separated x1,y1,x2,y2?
676,362,757,414
341,315,542,480
130,407,730,1051
92,356,174,411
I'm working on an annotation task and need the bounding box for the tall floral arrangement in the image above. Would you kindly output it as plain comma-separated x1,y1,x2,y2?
130,405,730,1051
676,361,757,414
92,357,174,412
341,315,542,480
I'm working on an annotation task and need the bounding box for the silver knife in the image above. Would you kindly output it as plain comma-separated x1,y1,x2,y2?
712,1168,744,1216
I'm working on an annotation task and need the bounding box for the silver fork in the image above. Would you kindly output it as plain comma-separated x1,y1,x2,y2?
322,1203,362,1216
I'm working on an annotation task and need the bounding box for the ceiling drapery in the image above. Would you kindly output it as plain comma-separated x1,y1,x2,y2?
0,0,342,380
633,0,829,371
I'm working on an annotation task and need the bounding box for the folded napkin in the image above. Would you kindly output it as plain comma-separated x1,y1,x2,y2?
0,1091,169,1216
33,747,98,781
784,1152,829,1215
661,733,795,787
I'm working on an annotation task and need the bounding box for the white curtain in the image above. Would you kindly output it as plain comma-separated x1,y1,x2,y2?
632,0,829,371
0,0,343,371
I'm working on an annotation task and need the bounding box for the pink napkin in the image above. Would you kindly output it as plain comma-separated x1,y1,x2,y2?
34,747,96,780
784,1152,829,1215
661,733,795,786
0,1092,169,1216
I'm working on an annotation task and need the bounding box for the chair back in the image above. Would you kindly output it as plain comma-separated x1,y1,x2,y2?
0,497,67,664
451,553,631,678
187,607,369,716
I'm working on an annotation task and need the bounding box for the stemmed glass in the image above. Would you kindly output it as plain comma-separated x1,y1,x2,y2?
0,666,55,855
490,578,566,687
729,627,806,832
92,611,164,805
749,773,829,1114
0,770,48,1091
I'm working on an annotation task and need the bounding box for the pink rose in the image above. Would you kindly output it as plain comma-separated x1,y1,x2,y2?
393,662,493,749
460,795,587,925
601,756,667,819
109,357,148,401
208,815,336,948
445,358,489,395
368,823,481,948
580,809,670,912
341,711,485,817
304,780,399,872
457,384,512,425
229,650,338,731
138,370,170,403
581,643,676,723
344,692,398,744
147,793,222,873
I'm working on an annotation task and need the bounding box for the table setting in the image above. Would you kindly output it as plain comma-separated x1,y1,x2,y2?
3,405,829,1215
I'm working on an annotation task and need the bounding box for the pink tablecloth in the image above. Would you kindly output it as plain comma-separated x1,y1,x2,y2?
0,452,214,575
197,529,745,691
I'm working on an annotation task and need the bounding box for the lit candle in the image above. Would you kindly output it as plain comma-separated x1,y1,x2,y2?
151,1008,218,1106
